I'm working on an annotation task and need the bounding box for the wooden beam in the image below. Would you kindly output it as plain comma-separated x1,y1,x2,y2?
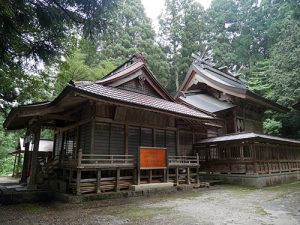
20,132,31,183
43,114,78,121
28,124,41,189
76,169,81,195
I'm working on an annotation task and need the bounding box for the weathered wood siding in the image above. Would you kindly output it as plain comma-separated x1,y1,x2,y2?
94,123,109,154
79,122,91,154
110,124,125,155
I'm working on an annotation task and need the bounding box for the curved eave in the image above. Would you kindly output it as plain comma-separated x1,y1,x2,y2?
245,90,288,113
3,86,72,130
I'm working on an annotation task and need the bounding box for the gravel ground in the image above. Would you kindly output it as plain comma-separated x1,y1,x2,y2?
0,181,299,225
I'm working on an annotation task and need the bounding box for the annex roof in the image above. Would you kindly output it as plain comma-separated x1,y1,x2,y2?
196,132,300,145
178,92,235,113
176,57,287,112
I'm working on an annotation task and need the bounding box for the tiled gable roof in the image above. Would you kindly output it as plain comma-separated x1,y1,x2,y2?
75,83,213,120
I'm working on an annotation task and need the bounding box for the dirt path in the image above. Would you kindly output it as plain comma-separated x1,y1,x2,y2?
0,182,299,225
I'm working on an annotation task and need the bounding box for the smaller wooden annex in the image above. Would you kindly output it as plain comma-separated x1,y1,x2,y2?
3,53,219,194
175,54,300,187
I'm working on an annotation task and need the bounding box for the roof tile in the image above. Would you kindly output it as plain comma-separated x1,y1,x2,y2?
77,84,213,119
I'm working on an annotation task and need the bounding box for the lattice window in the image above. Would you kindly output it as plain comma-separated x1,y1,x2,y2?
243,145,251,158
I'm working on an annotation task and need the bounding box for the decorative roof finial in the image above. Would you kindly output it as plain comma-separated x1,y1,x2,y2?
133,52,147,63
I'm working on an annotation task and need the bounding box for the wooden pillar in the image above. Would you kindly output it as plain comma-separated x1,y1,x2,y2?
16,152,22,177
12,153,17,177
20,133,31,183
186,167,190,185
252,143,258,174
196,153,200,185
97,169,101,194
176,130,180,156
115,168,120,192
76,169,81,195
90,120,95,154
166,168,169,183
176,166,179,186
148,169,152,183
125,125,128,155
163,168,167,182
28,125,41,189
137,168,141,185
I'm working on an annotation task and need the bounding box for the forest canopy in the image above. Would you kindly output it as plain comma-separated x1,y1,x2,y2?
0,0,299,175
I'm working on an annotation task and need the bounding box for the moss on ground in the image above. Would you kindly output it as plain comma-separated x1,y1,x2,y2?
254,206,270,216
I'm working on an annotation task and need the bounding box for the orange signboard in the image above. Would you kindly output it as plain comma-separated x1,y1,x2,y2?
139,147,167,169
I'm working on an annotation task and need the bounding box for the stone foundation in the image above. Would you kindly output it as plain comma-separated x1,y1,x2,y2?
201,171,300,188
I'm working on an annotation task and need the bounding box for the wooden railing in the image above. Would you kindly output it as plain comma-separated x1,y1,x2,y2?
77,151,136,168
168,154,199,166
200,159,300,174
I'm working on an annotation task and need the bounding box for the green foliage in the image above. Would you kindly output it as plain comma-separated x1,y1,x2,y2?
54,46,117,94
0,116,21,175
159,0,206,92
97,0,170,87
263,118,282,135
205,0,300,138
0,0,119,111
54,0,170,92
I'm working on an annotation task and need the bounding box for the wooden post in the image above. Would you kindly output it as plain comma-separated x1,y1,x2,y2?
125,125,128,156
76,169,81,195
77,149,82,167
12,153,17,177
115,168,120,192
148,169,152,183
252,143,258,174
16,153,22,177
166,168,169,183
196,153,200,185
163,168,167,182
28,124,41,189
90,120,95,154
176,166,179,186
186,167,190,185
137,168,141,185
97,169,101,194
20,132,30,183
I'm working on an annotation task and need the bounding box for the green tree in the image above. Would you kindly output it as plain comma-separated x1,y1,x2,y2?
96,0,170,87
159,0,206,92
54,0,170,91
0,0,119,112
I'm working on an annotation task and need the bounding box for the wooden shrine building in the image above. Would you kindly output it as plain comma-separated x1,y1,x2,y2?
3,53,300,194
3,53,217,194
176,54,300,187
